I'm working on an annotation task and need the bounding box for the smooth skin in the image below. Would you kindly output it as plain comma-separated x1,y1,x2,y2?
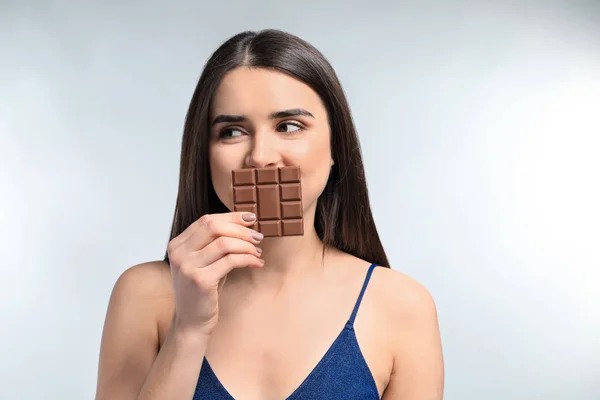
95,67,444,400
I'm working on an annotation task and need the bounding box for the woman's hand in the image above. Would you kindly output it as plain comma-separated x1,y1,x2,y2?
166,212,264,336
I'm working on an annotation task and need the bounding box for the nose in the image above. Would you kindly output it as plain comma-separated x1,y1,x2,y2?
245,133,281,168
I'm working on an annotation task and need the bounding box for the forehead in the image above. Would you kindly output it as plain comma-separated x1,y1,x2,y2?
210,67,326,117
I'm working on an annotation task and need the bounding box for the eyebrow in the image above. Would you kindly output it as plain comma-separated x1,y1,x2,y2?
211,108,314,127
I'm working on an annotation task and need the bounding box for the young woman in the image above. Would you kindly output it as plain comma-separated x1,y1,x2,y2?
96,29,444,400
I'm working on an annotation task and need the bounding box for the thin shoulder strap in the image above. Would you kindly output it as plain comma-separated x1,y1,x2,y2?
347,263,379,327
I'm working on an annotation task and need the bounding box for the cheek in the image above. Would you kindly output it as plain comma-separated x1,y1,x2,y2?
301,159,332,205
209,149,236,211
293,137,332,206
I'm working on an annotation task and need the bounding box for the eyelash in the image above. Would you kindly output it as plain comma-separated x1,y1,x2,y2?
218,122,305,139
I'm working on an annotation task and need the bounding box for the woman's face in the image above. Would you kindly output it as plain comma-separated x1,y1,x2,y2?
208,67,334,219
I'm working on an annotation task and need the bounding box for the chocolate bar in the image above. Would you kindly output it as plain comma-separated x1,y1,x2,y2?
231,166,304,237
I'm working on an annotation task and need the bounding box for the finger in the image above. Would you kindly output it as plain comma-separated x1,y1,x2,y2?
206,253,265,281
180,219,263,254
169,212,257,251
195,236,262,267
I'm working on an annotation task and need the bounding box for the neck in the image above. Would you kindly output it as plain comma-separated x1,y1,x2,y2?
227,209,328,291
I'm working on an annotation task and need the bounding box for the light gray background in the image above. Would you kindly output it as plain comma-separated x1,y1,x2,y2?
1,1,599,399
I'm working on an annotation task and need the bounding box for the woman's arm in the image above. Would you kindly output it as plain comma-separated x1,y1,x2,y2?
95,262,209,400
381,273,445,400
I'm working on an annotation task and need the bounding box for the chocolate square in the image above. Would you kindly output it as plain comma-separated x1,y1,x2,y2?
232,166,304,237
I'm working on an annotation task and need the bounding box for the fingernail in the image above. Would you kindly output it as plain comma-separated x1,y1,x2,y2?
251,231,264,241
242,213,256,222
256,246,262,254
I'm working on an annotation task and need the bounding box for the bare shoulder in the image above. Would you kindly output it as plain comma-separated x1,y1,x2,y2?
332,251,438,321
96,261,173,399
109,260,175,343
103,260,173,335
330,254,443,398
368,266,445,399
369,266,439,323
112,260,173,299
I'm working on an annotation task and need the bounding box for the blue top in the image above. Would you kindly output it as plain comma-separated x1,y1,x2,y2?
193,263,381,400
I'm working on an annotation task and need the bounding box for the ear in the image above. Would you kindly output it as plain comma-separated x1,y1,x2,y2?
330,158,335,167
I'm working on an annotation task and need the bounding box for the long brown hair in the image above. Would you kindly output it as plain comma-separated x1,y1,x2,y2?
164,29,389,268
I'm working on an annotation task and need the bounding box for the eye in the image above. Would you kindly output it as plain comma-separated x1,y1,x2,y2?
219,128,245,139
276,122,304,134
